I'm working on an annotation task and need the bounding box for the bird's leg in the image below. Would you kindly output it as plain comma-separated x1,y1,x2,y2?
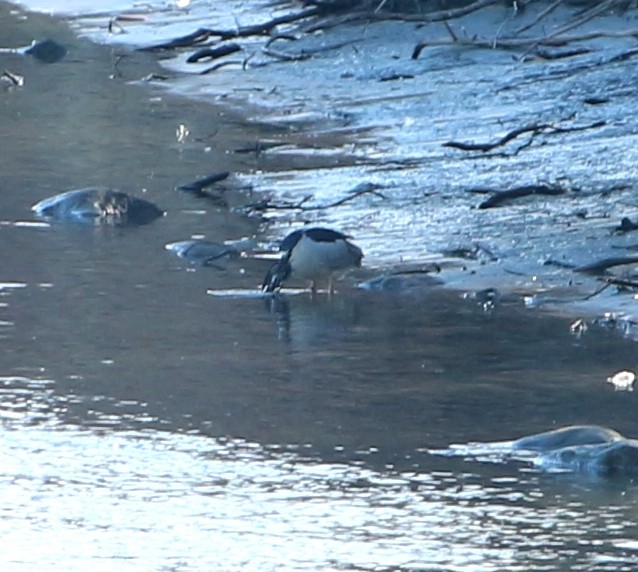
328,276,335,296
310,280,317,295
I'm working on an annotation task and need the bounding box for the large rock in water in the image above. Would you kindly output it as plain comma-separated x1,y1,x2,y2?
24,39,67,63
434,425,638,478
538,440,638,477
512,425,623,451
32,188,164,226
513,425,638,477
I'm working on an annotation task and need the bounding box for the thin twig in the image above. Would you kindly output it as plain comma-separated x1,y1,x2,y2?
575,256,638,275
583,281,612,300
521,0,617,56
603,276,638,289
414,26,638,60
444,21,458,42
443,120,605,153
444,123,551,152
306,0,502,33
140,7,320,51
514,0,565,36
247,183,385,213
200,60,244,75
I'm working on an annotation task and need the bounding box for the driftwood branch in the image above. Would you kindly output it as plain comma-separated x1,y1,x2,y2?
472,184,569,210
245,182,385,215
513,0,565,36
177,172,230,205
602,276,638,290
313,183,386,209
140,7,320,51
614,218,638,234
443,120,605,153
306,0,503,33
178,172,229,192
582,280,613,300
581,276,638,304
575,256,638,275
260,35,358,63
411,0,501,22
200,60,245,75
538,0,618,43
444,124,549,152
534,46,591,60
413,27,638,60
186,44,241,63
518,0,627,57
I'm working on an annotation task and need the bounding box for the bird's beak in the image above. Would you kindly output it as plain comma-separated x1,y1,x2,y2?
262,258,291,292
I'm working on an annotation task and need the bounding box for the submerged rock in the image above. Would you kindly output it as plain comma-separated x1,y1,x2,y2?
512,425,638,476
606,370,636,391
165,239,239,266
539,439,638,477
24,39,67,63
32,188,164,226
359,265,443,294
435,425,638,478
359,272,442,294
512,425,623,451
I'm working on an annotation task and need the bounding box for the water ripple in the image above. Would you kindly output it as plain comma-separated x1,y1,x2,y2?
0,427,637,571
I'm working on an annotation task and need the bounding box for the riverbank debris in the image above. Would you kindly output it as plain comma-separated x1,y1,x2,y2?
444,119,605,156
471,183,569,209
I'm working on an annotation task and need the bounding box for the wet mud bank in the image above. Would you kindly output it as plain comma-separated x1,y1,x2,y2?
8,0,638,337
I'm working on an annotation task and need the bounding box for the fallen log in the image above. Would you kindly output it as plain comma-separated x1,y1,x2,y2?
475,184,568,209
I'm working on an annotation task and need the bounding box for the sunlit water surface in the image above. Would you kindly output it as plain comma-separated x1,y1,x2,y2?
3,425,638,572
2,3,638,571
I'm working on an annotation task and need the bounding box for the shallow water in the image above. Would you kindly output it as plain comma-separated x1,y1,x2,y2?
2,3,638,571
4,426,638,572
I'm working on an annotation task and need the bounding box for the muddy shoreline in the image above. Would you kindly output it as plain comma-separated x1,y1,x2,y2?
7,0,638,336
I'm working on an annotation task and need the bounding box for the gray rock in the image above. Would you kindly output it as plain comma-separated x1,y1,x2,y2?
32,188,164,226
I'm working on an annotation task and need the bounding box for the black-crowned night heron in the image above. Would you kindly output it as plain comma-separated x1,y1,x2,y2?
262,227,363,293
32,188,164,226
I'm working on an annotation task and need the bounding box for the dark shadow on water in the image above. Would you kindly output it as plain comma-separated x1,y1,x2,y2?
1,0,637,476
5,278,637,474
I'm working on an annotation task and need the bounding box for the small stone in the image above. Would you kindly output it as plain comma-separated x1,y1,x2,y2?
606,370,636,391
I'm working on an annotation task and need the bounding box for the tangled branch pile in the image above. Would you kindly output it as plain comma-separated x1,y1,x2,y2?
135,0,638,69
